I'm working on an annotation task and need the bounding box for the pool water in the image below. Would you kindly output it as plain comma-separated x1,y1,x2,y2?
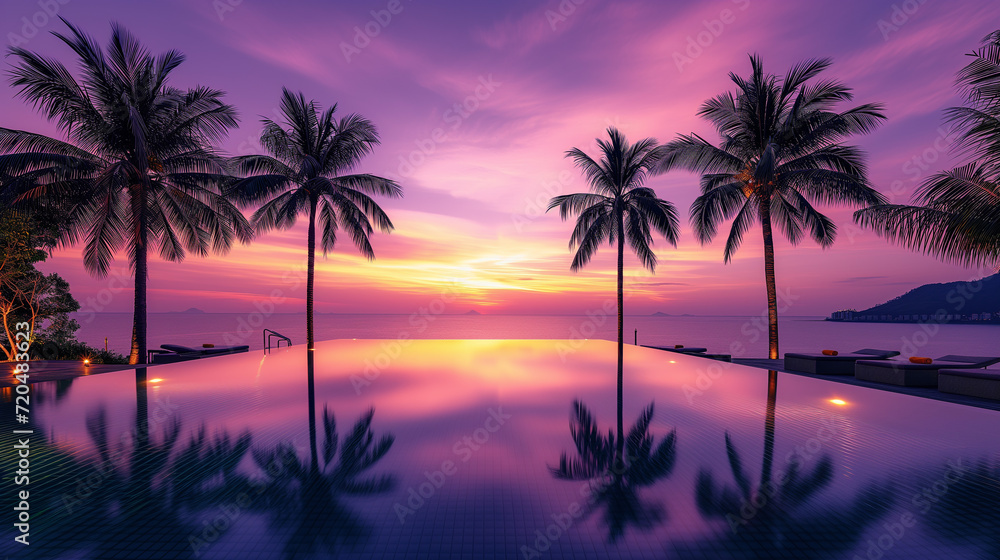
2,339,998,559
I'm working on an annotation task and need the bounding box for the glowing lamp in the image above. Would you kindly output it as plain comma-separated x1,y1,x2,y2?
829,398,847,406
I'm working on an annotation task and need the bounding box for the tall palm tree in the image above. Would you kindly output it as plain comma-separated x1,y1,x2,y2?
548,127,679,458
0,20,251,364
856,31,1000,269
229,89,402,353
657,55,886,358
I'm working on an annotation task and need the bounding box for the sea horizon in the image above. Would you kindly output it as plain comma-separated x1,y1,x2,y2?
71,312,1000,359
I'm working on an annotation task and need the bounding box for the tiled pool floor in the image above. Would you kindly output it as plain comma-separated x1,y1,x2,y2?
2,339,997,559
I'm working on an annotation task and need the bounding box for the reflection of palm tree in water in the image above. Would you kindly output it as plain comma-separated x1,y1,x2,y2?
551,399,677,543
251,350,396,558
683,371,892,559
88,368,253,558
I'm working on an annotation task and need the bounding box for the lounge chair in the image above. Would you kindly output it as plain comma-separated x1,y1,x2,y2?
644,345,708,354
784,348,900,375
854,355,1000,387
938,369,1000,400
151,344,250,364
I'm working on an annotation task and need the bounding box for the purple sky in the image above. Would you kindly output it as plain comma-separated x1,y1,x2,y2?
3,0,998,315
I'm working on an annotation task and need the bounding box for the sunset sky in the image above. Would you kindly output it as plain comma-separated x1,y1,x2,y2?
3,0,998,316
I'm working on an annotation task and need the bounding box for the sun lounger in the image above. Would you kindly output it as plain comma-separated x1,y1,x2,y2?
854,355,1000,387
645,345,708,354
783,348,900,375
938,369,1000,400
151,344,250,364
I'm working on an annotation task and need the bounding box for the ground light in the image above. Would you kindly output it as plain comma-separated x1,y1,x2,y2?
829,398,848,406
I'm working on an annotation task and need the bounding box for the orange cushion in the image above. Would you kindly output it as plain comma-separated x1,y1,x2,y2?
202,343,215,348
822,349,838,356
909,356,932,364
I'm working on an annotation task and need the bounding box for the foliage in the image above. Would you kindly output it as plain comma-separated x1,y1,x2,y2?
856,31,1000,268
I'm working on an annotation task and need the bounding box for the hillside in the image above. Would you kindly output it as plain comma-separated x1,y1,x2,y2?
853,273,1000,317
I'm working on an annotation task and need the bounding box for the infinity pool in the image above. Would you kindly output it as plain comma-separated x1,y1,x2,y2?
2,340,998,559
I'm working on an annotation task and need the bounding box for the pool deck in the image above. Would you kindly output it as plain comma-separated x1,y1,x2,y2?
3,354,999,412
733,358,1000,412
0,360,141,388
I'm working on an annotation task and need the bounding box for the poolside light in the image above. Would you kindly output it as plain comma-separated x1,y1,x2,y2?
829,398,847,406
149,378,164,383
669,360,676,364
83,358,91,366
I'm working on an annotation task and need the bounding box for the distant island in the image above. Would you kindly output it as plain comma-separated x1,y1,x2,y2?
167,307,207,314
829,273,1000,324
651,312,695,317
463,310,482,315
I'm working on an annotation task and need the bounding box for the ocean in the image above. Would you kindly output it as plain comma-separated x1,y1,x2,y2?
73,312,1000,359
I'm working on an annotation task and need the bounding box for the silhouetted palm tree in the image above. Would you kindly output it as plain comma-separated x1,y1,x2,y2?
252,403,396,558
856,31,1000,269
551,400,677,543
229,89,402,352
0,20,252,364
548,128,679,453
81,398,253,559
678,371,892,558
657,55,886,358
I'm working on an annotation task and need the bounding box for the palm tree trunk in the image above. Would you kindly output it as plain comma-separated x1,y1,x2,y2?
616,211,625,465
306,197,317,350
760,370,777,489
128,192,148,365
306,196,319,474
307,348,319,474
760,205,779,359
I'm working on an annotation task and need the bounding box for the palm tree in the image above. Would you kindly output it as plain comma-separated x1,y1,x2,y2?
677,371,893,559
0,20,251,364
229,89,402,352
548,127,679,458
550,400,677,543
856,31,1000,269
657,55,886,358
251,397,396,557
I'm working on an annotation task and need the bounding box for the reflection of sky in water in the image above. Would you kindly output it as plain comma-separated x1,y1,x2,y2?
3,339,998,558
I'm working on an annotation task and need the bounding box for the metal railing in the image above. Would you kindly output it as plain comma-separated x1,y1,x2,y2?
263,329,292,353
